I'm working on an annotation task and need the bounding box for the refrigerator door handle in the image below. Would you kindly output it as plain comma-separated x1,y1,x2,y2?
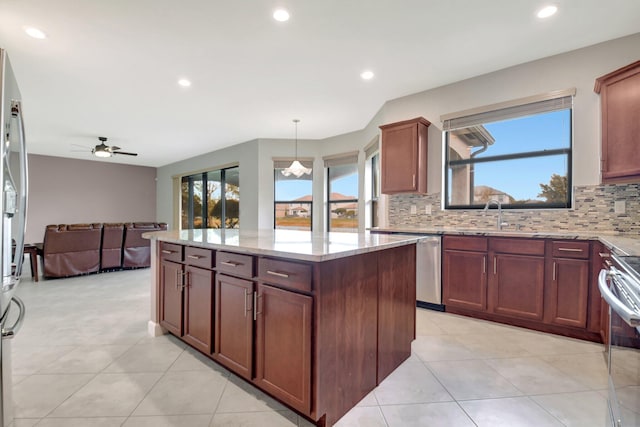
1,296,25,339
3,101,28,291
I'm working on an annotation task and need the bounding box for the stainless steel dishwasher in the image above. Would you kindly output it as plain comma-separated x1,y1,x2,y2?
371,231,443,311
416,235,443,311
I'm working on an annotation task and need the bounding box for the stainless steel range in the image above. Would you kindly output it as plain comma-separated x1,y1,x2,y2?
599,254,640,426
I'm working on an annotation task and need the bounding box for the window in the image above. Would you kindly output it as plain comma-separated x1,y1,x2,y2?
443,91,573,209
364,137,380,228
325,153,359,232
181,166,239,229
274,160,313,231
370,153,380,227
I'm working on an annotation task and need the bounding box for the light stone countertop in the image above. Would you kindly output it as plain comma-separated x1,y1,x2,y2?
143,229,423,262
371,227,640,257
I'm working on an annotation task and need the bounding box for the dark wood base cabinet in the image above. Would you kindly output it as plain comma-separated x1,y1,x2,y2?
443,236,602,342
157,241,416,427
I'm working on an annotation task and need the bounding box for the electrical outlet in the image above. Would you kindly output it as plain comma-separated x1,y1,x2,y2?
410,205,417,215
614,200,626,214
425,204,432,215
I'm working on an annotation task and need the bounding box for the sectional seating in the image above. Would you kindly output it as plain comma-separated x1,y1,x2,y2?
123,222,167,268
42,222,167,278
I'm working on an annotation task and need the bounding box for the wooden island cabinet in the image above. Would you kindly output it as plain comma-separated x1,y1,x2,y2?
443,235,600,342
148,230,418,427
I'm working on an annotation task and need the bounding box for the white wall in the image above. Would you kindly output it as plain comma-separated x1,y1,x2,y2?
155,33,640,230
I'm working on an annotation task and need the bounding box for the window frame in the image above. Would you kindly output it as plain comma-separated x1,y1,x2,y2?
443,91,574,210
273,162,314,231
181,165,239,230
325,153,359,232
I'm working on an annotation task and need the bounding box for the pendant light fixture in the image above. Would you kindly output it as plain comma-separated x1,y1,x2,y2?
281,119,312,177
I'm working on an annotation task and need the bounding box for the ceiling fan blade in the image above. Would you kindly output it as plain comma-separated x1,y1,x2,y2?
113,151,138,156
110,146,121,151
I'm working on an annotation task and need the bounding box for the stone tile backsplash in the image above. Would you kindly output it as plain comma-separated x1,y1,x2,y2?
388,183,640,235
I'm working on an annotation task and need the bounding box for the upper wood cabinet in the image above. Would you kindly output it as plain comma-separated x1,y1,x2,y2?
379,117,431,194
595,60,640,183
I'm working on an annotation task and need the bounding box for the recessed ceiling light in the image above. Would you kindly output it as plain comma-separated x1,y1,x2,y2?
177,78,192,87
273,9,290,22
537,5,558,18
360,70,375,80
24,26,47,39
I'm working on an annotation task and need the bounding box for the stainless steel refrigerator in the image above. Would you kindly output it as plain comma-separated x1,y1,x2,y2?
0,48,28,427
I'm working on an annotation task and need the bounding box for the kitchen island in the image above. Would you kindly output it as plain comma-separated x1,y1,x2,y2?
143,229,420,427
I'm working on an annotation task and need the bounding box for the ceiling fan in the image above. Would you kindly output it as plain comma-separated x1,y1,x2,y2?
91,137,138,158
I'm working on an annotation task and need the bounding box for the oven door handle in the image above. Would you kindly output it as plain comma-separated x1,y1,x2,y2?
599,269,640,327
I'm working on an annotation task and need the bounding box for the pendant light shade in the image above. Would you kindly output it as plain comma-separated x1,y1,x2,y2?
281,119,312,178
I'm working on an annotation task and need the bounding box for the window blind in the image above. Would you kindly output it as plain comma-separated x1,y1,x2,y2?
273,159,313,169
441,88,575,131
364,137,379,159
323,151,359,168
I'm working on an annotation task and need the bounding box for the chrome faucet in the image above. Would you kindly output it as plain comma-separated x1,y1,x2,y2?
483,199,508,230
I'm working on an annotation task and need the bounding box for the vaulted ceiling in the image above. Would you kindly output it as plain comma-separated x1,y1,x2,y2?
1,0,639,167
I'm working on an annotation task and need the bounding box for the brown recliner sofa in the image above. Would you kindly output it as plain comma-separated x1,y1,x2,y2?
101,223,125,271
42,224,103,278
123,222,167,268
42,221,167,278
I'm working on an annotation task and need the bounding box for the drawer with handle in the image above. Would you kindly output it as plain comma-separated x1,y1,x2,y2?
552,241,590,259
185,246,214,269
258,258,312,293
216,251,254,278
160,242,183,262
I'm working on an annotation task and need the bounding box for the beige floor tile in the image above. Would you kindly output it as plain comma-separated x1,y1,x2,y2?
12,419,40,427
216,375,287,413
39,344,133,374
334,406,387,427
531,391,609,427
427,359,522,400
373,361,452,405
485,357,589,395
453,332,533,359
426,313,497,335
506,330,603,356
412,335,476,362
11,345,77,375
103,341,184,373
381,401,475,427
356,390,378,407
132,370,227,416
123,414,213,427
541,352,608,390
460,396,565,427
168,347,229,374
50,372,162,417
209,411,298,427
35,417,127,426
13,373,94,418
415,310,446,336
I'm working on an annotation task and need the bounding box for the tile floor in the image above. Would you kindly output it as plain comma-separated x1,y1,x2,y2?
9,269,611,426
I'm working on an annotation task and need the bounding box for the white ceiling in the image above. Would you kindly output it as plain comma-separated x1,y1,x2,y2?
1,0,639,167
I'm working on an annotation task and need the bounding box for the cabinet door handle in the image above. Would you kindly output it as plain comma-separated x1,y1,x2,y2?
599,252,610,258
412,174,416,188
493,256,497,275
253,292,258,321
552,261,556,281
220,261,240,267
162,249,174,255
558,248,583,253
483,256,486,274
266,270,289,279
187,254,202,260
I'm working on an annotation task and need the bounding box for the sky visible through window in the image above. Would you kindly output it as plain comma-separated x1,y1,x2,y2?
276,170,358,200
473,110,570,201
